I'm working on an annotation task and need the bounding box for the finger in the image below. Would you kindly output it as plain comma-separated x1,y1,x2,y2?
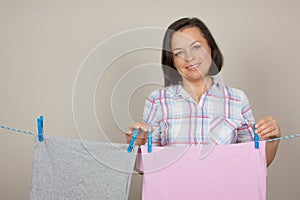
256,116,272,128
135,137,148,146
258,125,274,136
124,130,133,136
128,123,142,131
128,122,149,132
140,137,148,146
271,119,280,131
260,129,280,140
256,121,273,134
135,137,141,146
256,123,269,134
127,130,148,145
126,126,146,137
136,131,149,142
126,135,132,144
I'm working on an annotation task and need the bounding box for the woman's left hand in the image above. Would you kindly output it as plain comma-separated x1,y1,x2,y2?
255,116,281,140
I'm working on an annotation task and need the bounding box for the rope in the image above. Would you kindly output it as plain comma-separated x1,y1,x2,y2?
1,124,299,143
266,134,300,142
0,125,36,136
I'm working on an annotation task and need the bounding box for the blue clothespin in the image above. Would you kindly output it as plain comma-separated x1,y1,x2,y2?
127,129,153,153
127,129,139,153
37,116,43,142
148,131,152,153
253,123,259,149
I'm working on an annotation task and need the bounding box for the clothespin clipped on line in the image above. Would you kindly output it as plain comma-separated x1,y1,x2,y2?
148,131,152,153
127,129,152,153
37,116,43,142
253,123,259,149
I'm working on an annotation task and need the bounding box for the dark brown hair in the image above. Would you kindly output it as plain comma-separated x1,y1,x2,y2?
161,17,223,86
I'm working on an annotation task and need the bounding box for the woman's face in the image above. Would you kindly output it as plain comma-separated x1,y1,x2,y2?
171,26,212,84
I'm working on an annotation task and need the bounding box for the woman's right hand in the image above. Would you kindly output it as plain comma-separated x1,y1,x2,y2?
125,122,151,146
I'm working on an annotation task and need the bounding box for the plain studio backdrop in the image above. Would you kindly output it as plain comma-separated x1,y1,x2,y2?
0,0,299,199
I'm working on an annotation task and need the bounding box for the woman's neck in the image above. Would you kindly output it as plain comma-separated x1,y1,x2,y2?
182,76,213,103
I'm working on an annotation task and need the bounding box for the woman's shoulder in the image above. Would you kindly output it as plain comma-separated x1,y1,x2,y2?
146,85,179,101
221,85,248,102
225,85,245,95
211,79,246,99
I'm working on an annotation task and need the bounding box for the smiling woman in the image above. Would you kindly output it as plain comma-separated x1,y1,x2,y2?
172,28,211,83
126,17,281,167
162,17,223,87
171,27,213,102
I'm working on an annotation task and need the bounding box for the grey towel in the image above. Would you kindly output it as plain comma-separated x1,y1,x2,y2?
30,135,137,200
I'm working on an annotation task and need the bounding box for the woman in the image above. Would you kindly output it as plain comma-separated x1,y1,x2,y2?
126,17,280,166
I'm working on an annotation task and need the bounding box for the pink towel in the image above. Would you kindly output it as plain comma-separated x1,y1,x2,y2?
138,141,267,200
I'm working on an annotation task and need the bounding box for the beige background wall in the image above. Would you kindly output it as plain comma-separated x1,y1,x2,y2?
0,0,299,199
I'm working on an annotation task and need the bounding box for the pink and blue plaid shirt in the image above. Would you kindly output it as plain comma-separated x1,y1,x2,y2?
142,79,255,146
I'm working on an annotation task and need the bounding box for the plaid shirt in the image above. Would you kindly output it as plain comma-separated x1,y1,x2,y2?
142,79,255,146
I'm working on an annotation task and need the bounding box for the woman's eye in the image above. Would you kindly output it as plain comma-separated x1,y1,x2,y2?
174,51,183,56
192,45,201,50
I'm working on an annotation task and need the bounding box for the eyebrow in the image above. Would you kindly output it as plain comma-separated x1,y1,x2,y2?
172,41,201,51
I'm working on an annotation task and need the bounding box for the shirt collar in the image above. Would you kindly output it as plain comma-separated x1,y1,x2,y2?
166,77,223,98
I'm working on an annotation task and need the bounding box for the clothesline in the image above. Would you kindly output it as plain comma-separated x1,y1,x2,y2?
1,123,298,200
1,124,299,143
0,125,36,136
266,134,300,142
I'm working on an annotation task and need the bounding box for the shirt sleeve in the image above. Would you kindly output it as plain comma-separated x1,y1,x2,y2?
142,91,163,146
236,91,256,143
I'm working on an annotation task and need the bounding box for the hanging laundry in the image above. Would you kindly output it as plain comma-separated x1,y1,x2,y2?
30,135,137,200
1,122,298,200
138,141,267,200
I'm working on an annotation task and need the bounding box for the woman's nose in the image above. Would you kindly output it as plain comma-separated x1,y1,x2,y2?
184,50,195,62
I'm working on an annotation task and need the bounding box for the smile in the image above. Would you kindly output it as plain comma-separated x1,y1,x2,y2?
186,63,201,70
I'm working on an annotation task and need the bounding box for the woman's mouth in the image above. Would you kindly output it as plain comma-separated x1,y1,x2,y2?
186,63,201,70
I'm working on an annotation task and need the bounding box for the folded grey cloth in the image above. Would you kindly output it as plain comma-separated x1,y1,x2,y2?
30,135,137,200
